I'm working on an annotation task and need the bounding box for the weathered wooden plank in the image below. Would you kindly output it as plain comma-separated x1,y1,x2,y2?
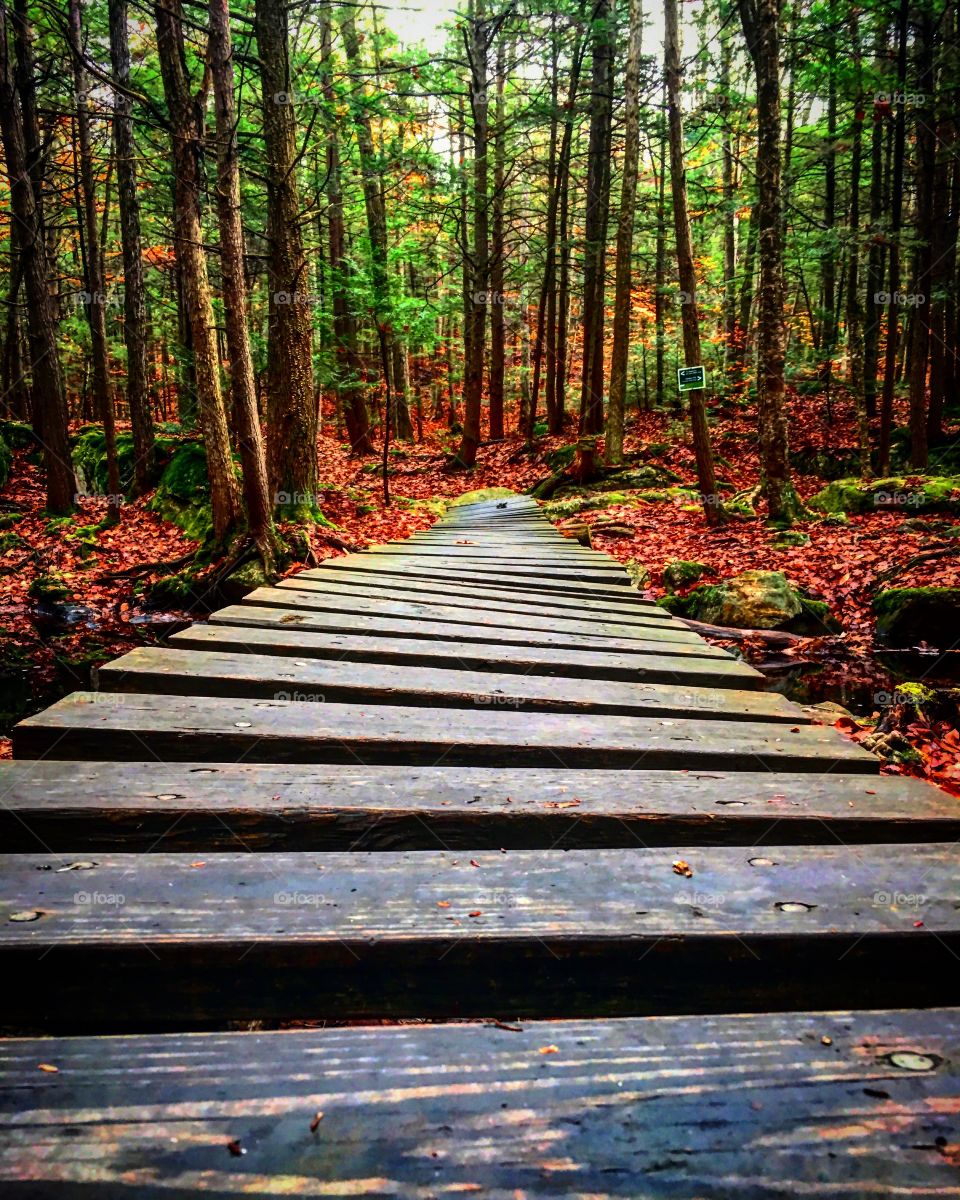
170,622,742,680
95,645,797,710
288,569,670,621
240,587,698,650
12,691,878,770
1,1009,958,1196
0,761,947,852
0,844,954,1027
212,603,725,658
363,545,619,565
328,552,629,585
315,559,639,600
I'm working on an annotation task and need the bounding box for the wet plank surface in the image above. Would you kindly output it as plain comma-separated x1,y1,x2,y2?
1,1008,958,1197
12,691,877,770
0,762,947,852
1,845,957,1026
96,644,778,702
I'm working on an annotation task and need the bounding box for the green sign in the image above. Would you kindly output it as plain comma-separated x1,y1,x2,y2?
677,365,706,392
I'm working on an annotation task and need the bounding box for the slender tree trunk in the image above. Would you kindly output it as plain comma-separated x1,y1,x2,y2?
846,10,869,478
819,9,838,419
155,0,240,541
665,0,724,524
108,0,153,493
456,0,489,468
721,22,738,380
255,0,317,513
863,20,887,425
878,0,909,473
488,34,506,441
209,0,275,567
737,0,802,520
605,0,643,466
654,106,668,407
908,2,935,470
69,0,121,521
0,0,76,513
576,0,614,481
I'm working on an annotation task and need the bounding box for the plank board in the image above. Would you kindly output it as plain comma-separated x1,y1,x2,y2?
12,691,878,770
0,844,954,1027
326,552,628,585
316,559,637,599
211,603,731,659
239,587,707,651
95,644,800,711
1,1009,958,1196
0,761,948,852
286,568,670,622
171,622,748,680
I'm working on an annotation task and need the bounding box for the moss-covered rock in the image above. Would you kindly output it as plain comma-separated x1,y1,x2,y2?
662,560,712,591
677,570,804,629
0,420,35,449
772,530,811,548
28,572,74,603
809,476,960,516
874,587,960,648
0,433,11,488
148,442,215,543
622,558,649,587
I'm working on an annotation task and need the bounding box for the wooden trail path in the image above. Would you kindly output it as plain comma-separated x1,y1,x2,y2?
1,493,959,1196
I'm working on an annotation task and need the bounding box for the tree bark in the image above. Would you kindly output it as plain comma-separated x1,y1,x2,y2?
209,0,275,567
255,0,318,512
845,9,869,478
576,0,614,480
69,0,121,521
456,0,489,468
605,0,644,466
665,0,724,525
737,0,803,520
155,0,240,542
907,2,935,470
0,0,76,513
488,33,506,441
107,0,153,494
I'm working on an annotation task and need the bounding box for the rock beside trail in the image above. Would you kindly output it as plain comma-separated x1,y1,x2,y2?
874,587,960,648
662,560,712,591
661,569,840,634
809,475,960,516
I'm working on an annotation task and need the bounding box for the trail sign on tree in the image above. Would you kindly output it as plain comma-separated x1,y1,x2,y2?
677,365,706,393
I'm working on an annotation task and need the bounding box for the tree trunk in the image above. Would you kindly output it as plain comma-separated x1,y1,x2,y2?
605,0,643,466
665,0,724,525
456,0,489,468
155,0,240,542
0,0,76,513
69,0,121,522
907,2,935,470
878,0,909,473
209,0,275,567
737,0,803,520
863,19,887,425
488,33,506,442
845,9,869,477
720,17,738,381
255,0,317,513
320,11,373,457
107,0,153,493
654,103,667,407
576,0,614,481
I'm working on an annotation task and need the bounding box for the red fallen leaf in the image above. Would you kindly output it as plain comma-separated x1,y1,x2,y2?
833,717,861,732
226,1139,245,1157
914,921,925,928
469,859,480,867
437,901,450,908
468,910,482,917
310,1111,324,1132
673,859,694,878
539,1044,559,1054
37,1063,58,1073
190,861,206,869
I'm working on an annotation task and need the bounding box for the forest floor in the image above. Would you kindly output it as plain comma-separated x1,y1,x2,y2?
2,390,960,794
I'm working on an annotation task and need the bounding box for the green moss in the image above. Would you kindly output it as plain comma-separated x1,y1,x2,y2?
874,586,960,648
809,475,960,516
662,560,711,591
0,433,11,488
28,572,74,603
545,444,577,473
0,420,34,450
636,490,671,503
786,596,842,634
0,530,26,553
772,530,811,548
0,512,24,530
148,442,217,543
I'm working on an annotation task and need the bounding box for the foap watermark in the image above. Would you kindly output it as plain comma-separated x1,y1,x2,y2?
274,890,327,907
70,289,121,309
274,490,320,508
873,890,927,907
472,290,510,305
273,291,323,307
473,693,523,709
475,888,519,909
692,891,726,909
74,489,125,508
274,690,326,704
874,291,925,307
875,91,927,108
74,890,125,907
872,490,924,509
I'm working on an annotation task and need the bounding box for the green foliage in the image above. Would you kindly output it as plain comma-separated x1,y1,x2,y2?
148,443,216,543
662,560,711,591
0,434,11,488
809,477,960,516
874,587,960,647
28,572,74,604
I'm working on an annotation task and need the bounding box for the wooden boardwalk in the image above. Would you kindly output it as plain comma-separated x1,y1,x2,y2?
2,493,959,1195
